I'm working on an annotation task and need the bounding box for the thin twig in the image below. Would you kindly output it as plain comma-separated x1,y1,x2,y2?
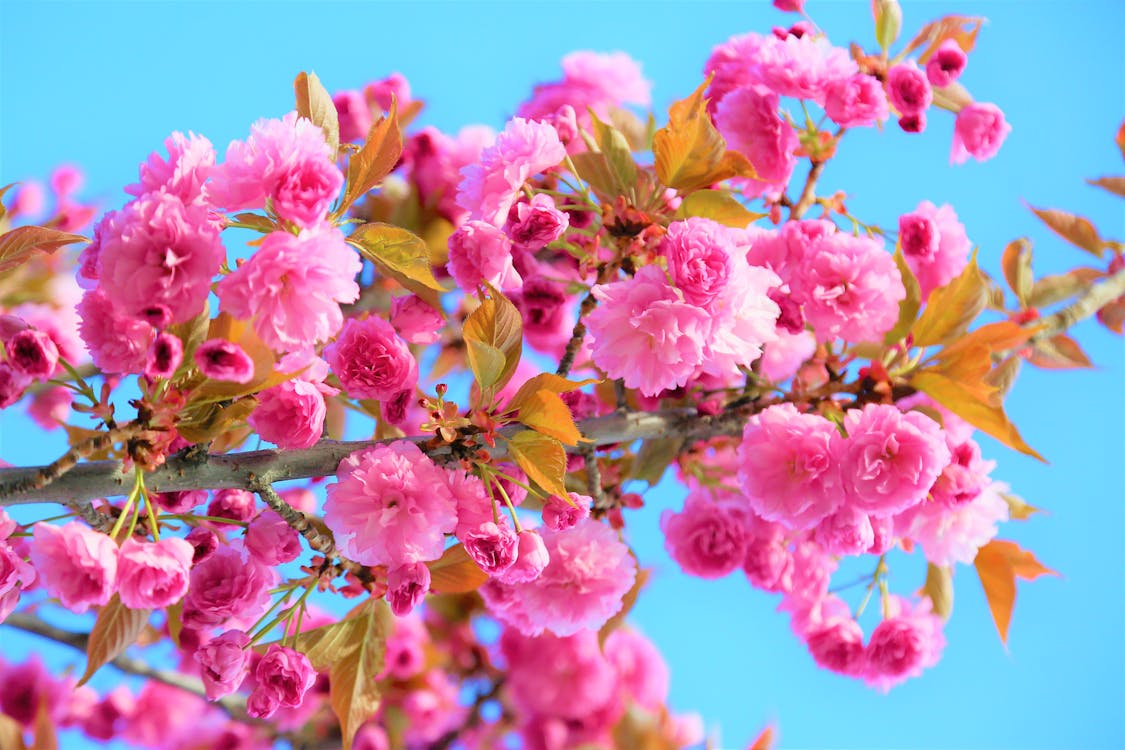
790,160,825,221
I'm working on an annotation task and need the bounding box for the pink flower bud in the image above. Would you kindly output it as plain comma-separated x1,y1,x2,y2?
898,112,926,133
925,39,968,88
253,644,316,711
886,61,932,116
194,339,254,383
6,329,59,380
498,530,550,583
0,363,30,409
152,489,207,514
464,522,518,575
185,526,219,563
144,332,183,380
194,629,251,700
334,89,373,143
387,562,431,616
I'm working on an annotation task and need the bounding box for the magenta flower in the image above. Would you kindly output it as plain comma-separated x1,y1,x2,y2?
76,289,153,375
505,193,569,251
386,562,431,617
446,219,521,292
183,545,274,628
863,596,945,691
390,295,443,345
899,200,972,298
824,73,889,128
143,332,183,380
244,510,302,566
926,39,968,88
498,529,550,584
5,329,59,381
886,61,932,116
126,131,215,205
194,339,255,383
951,102,1011,164
661,491,751,579
324,316,418,402
463,521,519,575
248,379,327,450
252,645,317,714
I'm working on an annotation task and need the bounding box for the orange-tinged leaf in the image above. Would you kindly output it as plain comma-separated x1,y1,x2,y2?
884,247,921,345
462,287,523,395
189,314,288,400
80,595,151,686
599,564,648,646
0,183,18,224
974,539,1057,644
1029,205,1106,257
32,698,56,750
0,714,27,750
1026,332,1093,370
328,599,391,750
676,189,765,228
505,429,569,499
631,436,686,485
166,600,183,649
1001,492,1043,521
427,543,489,594
515,389,581,446
1001,238,1034,305
1087,176,1125,198
912,255,986,347
341,98,403,213
349,222,443,294
506,374,599,416
0,224,88,276
934,321,1035,369
983,355,1022,401
1026,267,1102,308
912,370,1043,461
294,71,340,158
922,563,954,620
1117,119,1125,160
748,724,776,750
901,15,984,63
466,339,507,390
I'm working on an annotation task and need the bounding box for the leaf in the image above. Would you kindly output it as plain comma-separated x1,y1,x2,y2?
0,224,88,276
176,397,257,444
1000,238,1034,305
884,248,922,345
228,212,277,233
466,339,507,391
586,110,638,200
631,436,685,485
341,97,403,213
349,222,442,293
32,698,56,750
1087,176,1125,198
568,151,627,204
0,183,18,224
598,564,648,646
79,595,151,686
922,563,954,620
505,374,599,416
1029,206,1106,257
652,79,756,193
748,724,776,750
505,429,568,499
462,287,523,395
1117,119,1125,160
912,370,1043,460
982,355,1022,401
932,321,1035,372
427,543,489,594
329,599,392,750
974,539,1057,645
1027,268,1103,308
1026,333,1093,370
912,256,986,347
294,71,340,159
514,389,581,446
675,189,764,228
1001,492,1043,521
189,314,291,401
901,15,984,63
0,714,28,750
166,600,184,649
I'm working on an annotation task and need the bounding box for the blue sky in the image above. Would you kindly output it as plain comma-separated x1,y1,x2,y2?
1,1,1123,748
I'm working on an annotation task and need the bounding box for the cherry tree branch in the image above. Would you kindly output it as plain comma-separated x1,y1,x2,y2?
1032,265,1125,340
790,160,825,220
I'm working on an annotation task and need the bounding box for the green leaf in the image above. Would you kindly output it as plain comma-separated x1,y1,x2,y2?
873,0,903,51
294,71,340,159
912,255,986,347
328,600,392,750
0,224,88,277
462,287,523,395
349,222,443,294
340,97,403,214
884,247,922,345
922,563,954,620
505,430,568,499
465,339,507,391
79,595,151,686
587,110,638,200
676,189,765,228
1026,268,1103,308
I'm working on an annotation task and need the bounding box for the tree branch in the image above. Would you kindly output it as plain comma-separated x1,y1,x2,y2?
790,160,825,220
1033,265,1125,340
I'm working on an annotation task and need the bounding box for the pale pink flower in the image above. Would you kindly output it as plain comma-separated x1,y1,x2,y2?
445,468,494,540
249,379,327,450
126,131,215,205
753,34,857,104
218,225,361,352
506,193,569,250
194,339,255,383
951,103,1011,164
11,296,85,366
324,316,418,402
324,442,458,567
842,404,951,517
745,218,836,283
704,32,769,109
899,200,972,298
743,533,793,593
387,562,431,616
30,522,117,613
194,630,251,700
824,73,889,127
183,545,275,628
604,628,669,711
245,510,302,566
792,232,905,343
738,404,844,529
519,51,650,126
715,85,798,199
926,39,968,88
897,481,1009,567
116,537,194,609
76,288,153,374
587,265,712,396
701,259,781,378
446,220,522,292
144,332,183,380
380,612,429,680
660,218,734,309
0,540,35,613
864,596,945,691
95,191,224,323
456,117,566,226
760,329,817,382
250,645,316,717
661,490,751,579
886,61,932,116
390,295,443,344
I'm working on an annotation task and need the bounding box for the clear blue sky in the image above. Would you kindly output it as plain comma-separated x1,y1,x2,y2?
1,2,1123,748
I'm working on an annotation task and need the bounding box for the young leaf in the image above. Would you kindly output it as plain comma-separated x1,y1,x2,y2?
329,599,392,750
884,248,922,345
1026,267,1103,308
922,563,954,620
676,189,765,228
79,595,151,686
514,389,582,446
912,256,986,347
873,0,903,52
341,98,403,213
462,288,523,394
901,15,984,63
505,374,599,416
1001,492,1043,521
1028,205,1106,257
974,539,1057,645
466,339,507,391
0,714,27,750
1026,333,1093,370
294,71,340,158
427,543,489,594
0,225,89,277
1087,176,1125,198
748,725,776,750
587,110,638,200
1000,238,1034,305
631,436,686,485
505,429,569,499
349,222,443,294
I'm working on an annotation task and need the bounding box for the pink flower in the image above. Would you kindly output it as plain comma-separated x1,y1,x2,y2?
899,112,927,133
208,112,343,227
185,526,218,563
390,295,443,345
661,490,751,579
95,191,224,324
364,72,412,113
456,117,566,226
506,193,570,251
27,386,71,430
926,39,968,88
324,442,458,567
896,481,1008,567
714,85,798,198
245,510,302,566
446,220,522,292
194,339,255,383
807,614,867,677
463,521,519,575
885,61,932,116
218,226,361,352
824,74,889,127
381,613,429,680
334,90,373,143
743,533,793,593
899,201,972,298
482,518,636,637
249,379,327,450
408,125,494,224
738,404,844,529
813,505,874,557
208,489,256,521
587,265,712,396
704,32,769,109
143,332,183,380
753,34,857,104
792,232,905,343
116,537,193,609
250,645,316,717
518,51,650,128
542,492,592,532
604,628,669,710
183,545,275,628
194,630,251,700
701,258,781,378
30,522,117,613
660,218,734,309
5,329,58,380
76,289,153,375
514,275,574,356
842,404,951,517
951,103,1011,164
760,329,817,383
324,316,418,402
863,596,945,691
498,530,550,584
126,131,215,205
0,364,29,409
386,562,431,616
